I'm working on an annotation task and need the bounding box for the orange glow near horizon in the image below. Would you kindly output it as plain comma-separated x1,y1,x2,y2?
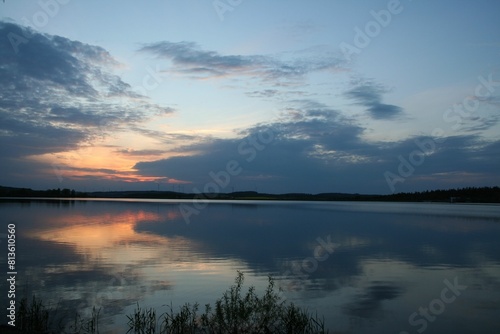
29,144,193,184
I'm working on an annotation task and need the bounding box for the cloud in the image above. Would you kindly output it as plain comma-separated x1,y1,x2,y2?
128,126,208,149
459,113,500,132
345,80,404,119
138,41,344,85
116,149,169,157
0,22,126,98
245,89,280,98
1,21,497,193
130,100,364,191
133,99,500,194
245,89,313,100
0,22,173,159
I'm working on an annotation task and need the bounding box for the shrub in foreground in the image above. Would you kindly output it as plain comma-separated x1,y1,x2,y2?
12,272,328,333
138,271,328,334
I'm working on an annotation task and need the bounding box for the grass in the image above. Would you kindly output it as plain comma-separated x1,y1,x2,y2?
17,295,50,333
8,272,328,333
14,295,100,334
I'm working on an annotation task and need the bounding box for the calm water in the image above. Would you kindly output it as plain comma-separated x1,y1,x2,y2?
1,199,500,333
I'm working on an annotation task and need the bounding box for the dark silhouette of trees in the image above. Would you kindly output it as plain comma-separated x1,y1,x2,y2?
0,186,80,198
0,185,498,202
382,186,500,203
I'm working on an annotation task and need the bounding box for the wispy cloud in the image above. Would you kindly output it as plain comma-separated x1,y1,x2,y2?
245,89,280,98
115,149,169,157
245,89,313,99
345,80,404,119
139,41,344,86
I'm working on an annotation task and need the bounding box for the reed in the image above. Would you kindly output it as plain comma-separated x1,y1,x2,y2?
11,272,328,333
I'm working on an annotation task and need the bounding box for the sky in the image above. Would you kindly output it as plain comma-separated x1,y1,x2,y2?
0,0,499,194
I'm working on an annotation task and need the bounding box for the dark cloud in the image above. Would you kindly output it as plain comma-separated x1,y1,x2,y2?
0,111,87,158
345,81,404,119
0,22,174,183
133,100,500,194
0,22,129,99
139,41,343,85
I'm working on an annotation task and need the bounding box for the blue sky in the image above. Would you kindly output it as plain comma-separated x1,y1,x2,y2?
1,0,499,194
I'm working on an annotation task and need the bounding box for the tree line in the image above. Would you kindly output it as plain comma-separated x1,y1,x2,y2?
0,185,499,203
0,186,79,198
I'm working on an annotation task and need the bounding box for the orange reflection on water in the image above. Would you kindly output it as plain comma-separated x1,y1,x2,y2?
24,207,230,274
27,210,169,264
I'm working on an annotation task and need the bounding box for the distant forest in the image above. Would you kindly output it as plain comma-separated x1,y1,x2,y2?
0,185,499,203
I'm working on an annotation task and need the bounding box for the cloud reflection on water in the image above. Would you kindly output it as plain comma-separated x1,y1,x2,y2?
1,199,499,333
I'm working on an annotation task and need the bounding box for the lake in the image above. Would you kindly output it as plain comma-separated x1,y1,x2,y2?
1,199,500,333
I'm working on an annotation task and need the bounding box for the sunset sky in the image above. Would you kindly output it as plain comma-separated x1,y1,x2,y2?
1,0,499,194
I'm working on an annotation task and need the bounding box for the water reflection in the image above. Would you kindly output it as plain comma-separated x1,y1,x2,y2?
0,199,499,333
